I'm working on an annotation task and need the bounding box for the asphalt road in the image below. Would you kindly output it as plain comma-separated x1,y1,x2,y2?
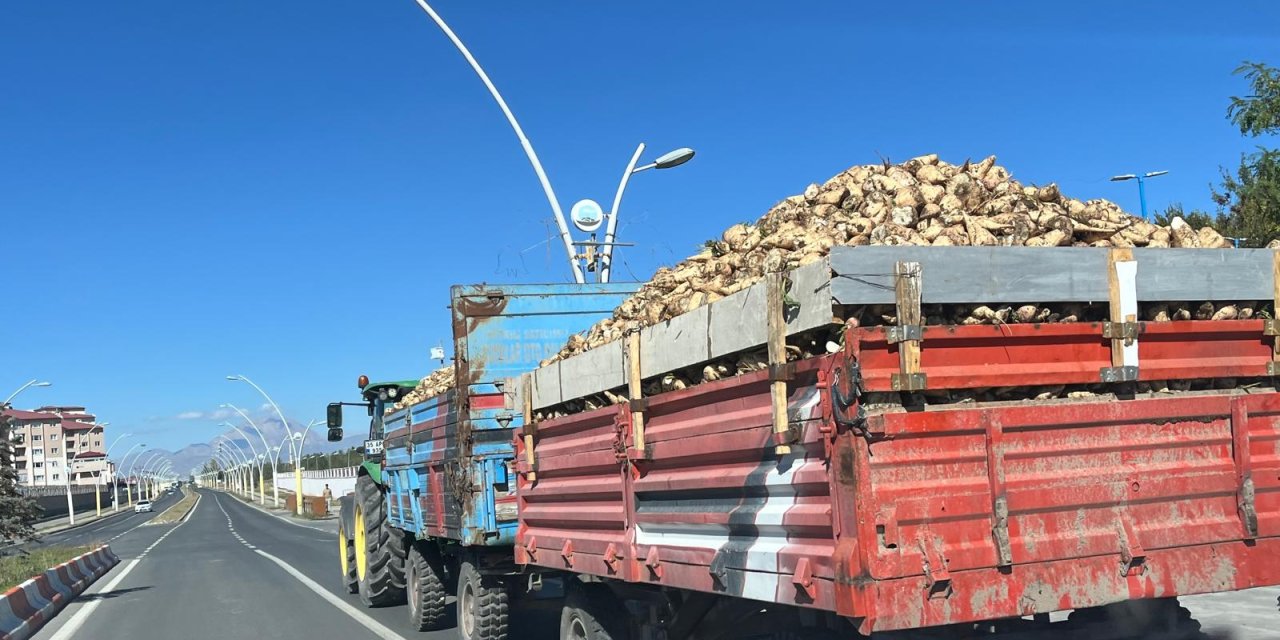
14,489,183,552
25,487,1280,640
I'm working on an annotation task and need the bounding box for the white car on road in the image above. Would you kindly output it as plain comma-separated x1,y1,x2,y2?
135,500,152,513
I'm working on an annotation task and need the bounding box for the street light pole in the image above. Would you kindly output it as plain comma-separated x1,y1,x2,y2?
117,444,147,508
1110,170,1169,220
600,145,696,282
95,432,131,517
217,437,252,497
226,375,309,515
221,403,281,507
129,451,161,504
409,0,582,283
3,380,52,406
222,422,265,504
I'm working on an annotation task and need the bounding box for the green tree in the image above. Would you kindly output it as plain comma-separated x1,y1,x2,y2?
1213,62,1280,247
0,410,43,541
1229,62,1280,137
1153,203,1217,229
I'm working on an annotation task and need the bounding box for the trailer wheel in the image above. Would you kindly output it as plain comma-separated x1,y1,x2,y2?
560,585,629,640
457,559,509,640
354,474,406,607
407,544,448,631
1067,598,1203,638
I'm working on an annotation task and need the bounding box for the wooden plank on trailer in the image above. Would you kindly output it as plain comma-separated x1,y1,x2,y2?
1107,248,1137,369
639,304,711,380
829,246,1110,304
627,332,646,453
560,339,627,400
521,374,536,482
766,272,790,455
532,361,562,409
895,261,923,375
1133,248,1273,301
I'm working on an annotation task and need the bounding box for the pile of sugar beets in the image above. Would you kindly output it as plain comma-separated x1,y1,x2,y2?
393,155,1266,413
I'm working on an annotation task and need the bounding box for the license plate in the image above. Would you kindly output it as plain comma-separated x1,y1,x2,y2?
363,439,384,455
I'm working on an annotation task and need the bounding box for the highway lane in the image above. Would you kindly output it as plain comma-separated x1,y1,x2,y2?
26,486,1280,640
13,489,182,552
34,488,397,640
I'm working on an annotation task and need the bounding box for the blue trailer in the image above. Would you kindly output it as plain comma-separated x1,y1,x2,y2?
328,282,636,639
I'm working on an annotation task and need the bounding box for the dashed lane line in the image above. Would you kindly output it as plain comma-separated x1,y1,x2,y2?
47,492,202,640
212,493,403,639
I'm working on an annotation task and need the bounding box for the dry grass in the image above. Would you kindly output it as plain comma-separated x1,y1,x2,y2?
149,488,198,525
0,545,94,593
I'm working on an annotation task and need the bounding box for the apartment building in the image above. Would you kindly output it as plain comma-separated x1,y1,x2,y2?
2,405,111,487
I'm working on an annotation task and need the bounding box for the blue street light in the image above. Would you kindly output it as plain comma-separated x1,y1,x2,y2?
1110,170,1168,220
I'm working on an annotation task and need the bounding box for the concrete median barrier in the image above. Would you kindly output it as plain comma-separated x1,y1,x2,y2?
0,545,119,640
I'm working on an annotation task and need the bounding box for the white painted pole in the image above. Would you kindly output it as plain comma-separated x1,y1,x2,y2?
408,0,583,283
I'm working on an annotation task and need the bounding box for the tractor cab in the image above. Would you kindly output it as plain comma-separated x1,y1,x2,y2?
326,375,419,462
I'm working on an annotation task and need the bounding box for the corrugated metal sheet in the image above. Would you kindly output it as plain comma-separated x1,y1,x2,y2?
383,283,637,546
517,322,1280,633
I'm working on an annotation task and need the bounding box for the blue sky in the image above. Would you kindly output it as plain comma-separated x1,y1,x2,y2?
3,2,1278,453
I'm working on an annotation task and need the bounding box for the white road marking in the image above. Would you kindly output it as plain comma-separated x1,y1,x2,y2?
47,492,202,640
252,548,404,640
212,493,404,639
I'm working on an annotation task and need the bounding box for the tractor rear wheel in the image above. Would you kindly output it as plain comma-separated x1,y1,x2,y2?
354,474,406,607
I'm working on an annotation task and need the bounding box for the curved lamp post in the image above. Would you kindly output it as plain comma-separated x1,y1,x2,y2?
221,403,281,507
225,376,308,514
94,432,131,517
3,380,51,406
217,439,251,496
408,0,580,283
221,422,265,504
116,443,147,508
214,450,242,493
600,146,696,282
129,451,162,504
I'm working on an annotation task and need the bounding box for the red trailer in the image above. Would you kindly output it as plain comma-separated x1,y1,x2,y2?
512,247,1280,639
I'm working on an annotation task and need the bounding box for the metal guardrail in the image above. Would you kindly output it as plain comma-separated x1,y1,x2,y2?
18,485,100,497
291,466,357,479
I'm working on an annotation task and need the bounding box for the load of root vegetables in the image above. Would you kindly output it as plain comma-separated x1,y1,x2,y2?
547,155,1235,368
391,366,454,413
528,155,1262,418
396,155,1254,416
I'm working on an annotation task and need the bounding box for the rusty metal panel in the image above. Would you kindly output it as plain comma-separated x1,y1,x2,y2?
517,329,1280,634
855,320,1275,392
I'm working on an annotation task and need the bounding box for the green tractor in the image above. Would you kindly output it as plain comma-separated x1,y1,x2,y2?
329,375,419,605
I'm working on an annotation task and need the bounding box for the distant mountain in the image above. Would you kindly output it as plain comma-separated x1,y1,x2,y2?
138,414,367,479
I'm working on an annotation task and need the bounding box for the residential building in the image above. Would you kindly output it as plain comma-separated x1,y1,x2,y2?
2,405,111,487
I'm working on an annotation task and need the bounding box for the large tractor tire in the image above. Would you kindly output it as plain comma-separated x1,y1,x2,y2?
354,474,406,607
560,584,629,640
406,543,448,631
337,502,358,594
457,558,509,640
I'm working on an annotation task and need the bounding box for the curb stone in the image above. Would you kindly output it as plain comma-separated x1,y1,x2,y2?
0,545,120,640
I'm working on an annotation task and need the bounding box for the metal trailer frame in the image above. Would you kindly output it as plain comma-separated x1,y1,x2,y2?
512,246,1280,636
377,283,638,558
515,323,1280,635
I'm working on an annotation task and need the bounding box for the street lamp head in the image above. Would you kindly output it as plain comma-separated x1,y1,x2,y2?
1110,174,1137,182
225,375,241,382
652,148,695,170
1144,170,1169,178
32,382,52,388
